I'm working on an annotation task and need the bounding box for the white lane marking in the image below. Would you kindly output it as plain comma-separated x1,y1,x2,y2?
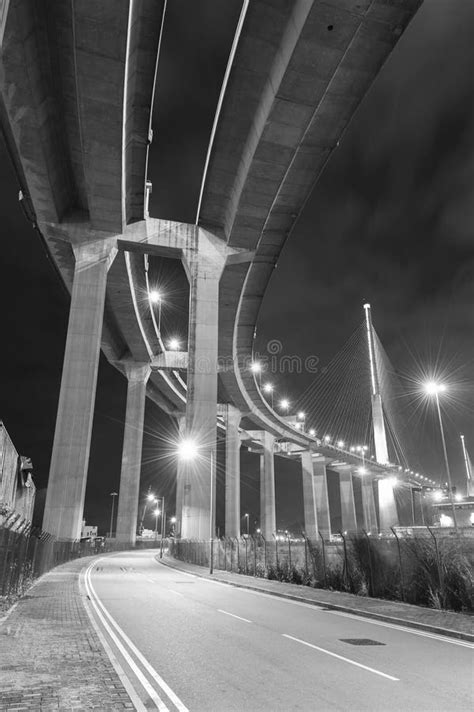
218,609,252,623
84,563,169,711
80,573,147,712
168,589,184,597
326,610,474,649
282,634,399,681
87,560,189,712
157,564,472,649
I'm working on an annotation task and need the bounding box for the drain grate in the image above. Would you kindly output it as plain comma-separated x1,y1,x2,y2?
340,638,385,646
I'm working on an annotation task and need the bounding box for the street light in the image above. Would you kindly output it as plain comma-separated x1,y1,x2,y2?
279,398,289,412
149,290,163,332
109,492,118,539
263,382,274,408
169,338,180,350
297,411,305,432
153,506,160,539
177,438,215,574
244,512,249,536
251,361,262,386
424,382,458,531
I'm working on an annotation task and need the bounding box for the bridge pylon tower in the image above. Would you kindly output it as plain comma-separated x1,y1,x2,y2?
363,303,389,465
460,435,474,497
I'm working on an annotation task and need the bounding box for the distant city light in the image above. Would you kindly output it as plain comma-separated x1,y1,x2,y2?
250,362,262,373
433,490,443,501
309,429,316,437
337,440,345,448
169,338,180,350
324,435,331,443
297,411,305,420
263,383,273,393
280,399,290,410
358,466,367,475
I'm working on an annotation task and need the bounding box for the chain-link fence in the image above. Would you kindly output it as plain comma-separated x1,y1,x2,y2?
169,528,474,612
0,526,163,606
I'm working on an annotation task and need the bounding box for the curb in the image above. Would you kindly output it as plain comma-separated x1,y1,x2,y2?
158,557,474,644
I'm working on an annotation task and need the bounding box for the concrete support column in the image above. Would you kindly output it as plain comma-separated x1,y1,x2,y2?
115,362,151,545
313,458,331,539
224,405,241,538
301,451,318,539
361,477,378,533
43,241,116,540
378,478,400,530
181,243,222,540
260,432,276,539
175,416,186,536
338,466,357,533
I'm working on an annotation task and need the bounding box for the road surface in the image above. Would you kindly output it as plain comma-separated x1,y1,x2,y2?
82,549,473,711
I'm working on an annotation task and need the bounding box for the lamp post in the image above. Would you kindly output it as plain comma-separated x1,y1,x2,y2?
425,382,458,531
159,496,166,558
263,382,274,408
177,439,215,574
109,492,118,539
153,503,160,540
297,411,305,432
251,361,262,387
149,290,162,332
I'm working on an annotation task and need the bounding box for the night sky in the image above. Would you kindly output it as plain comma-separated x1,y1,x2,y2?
1,0,473,534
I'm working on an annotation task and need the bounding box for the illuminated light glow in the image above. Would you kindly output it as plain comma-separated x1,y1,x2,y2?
358,466,367,475
337,440,345,448
149,290,161,303
324,435,331,443
263,383,273,393
350,446,355,453
294,422,301,430
177,438,199,461
170,517,177,523
169,338,180,350
433,490,443,501
470,513,474,525
309,429,316,437
250,361,261,373
147,493,155,501
387,477,398,487
425,381,447,395
297,411,305,420
440,513,453,527
153,508,160,516
454,493,463,502
280,399,290,410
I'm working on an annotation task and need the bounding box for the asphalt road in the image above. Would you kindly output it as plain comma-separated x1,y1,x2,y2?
83,549,473,712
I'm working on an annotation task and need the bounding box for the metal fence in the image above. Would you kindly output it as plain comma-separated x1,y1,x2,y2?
169,528,474,612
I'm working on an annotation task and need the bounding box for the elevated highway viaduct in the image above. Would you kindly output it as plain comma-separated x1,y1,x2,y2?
0,0,422,542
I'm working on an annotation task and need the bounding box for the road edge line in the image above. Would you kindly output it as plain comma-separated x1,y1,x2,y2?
157,557,474,644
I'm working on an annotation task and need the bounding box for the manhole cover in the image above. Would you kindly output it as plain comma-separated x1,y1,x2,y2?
340,639,385,646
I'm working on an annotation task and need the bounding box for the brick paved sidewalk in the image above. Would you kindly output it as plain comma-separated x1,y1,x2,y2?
161,555,474,642
0,556,133,712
